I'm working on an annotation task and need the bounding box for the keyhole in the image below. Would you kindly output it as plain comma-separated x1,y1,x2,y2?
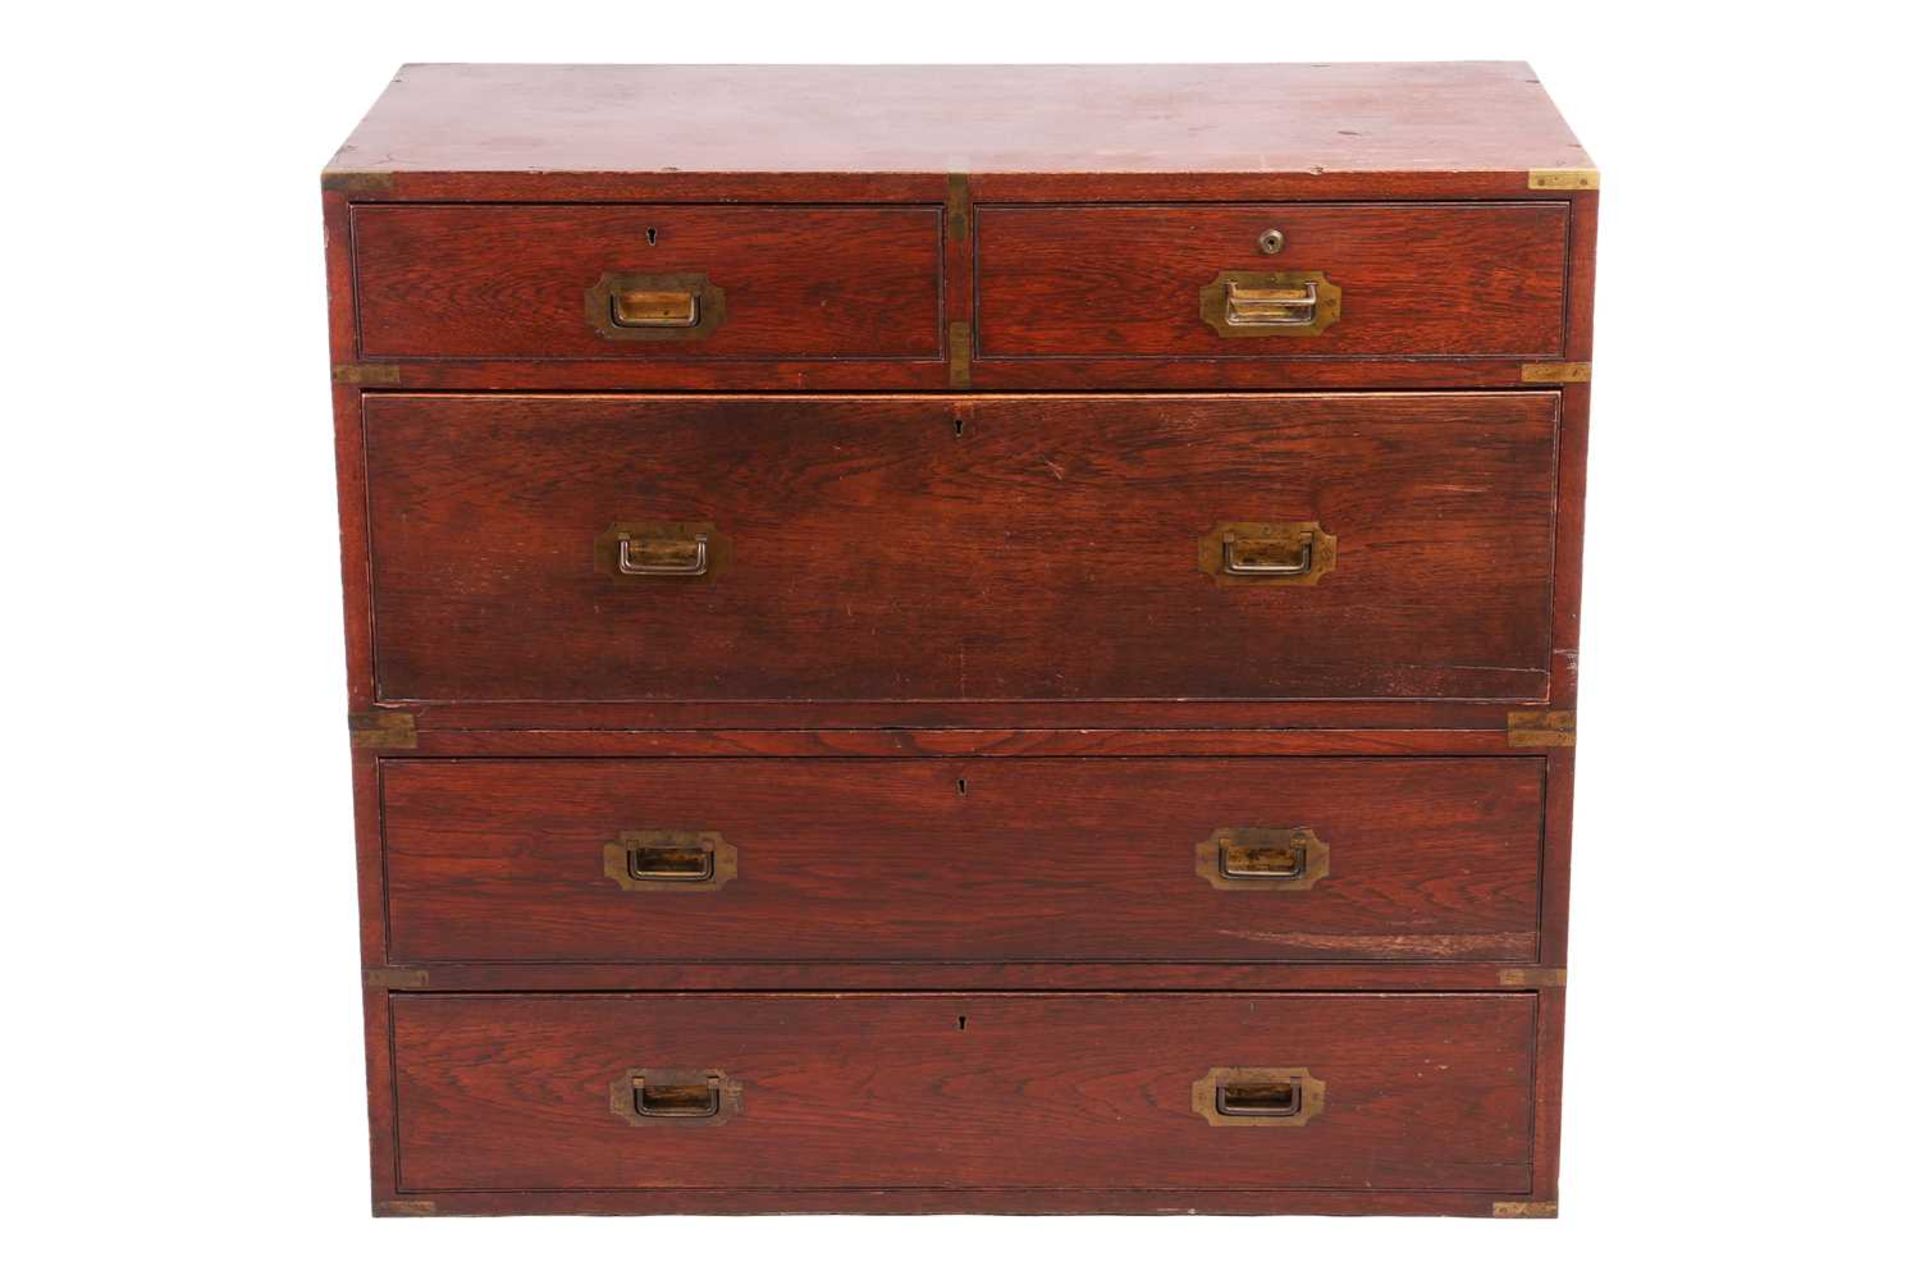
953,417,966,438
956,777,968,796
956,1015,968,1031
645,226,658,246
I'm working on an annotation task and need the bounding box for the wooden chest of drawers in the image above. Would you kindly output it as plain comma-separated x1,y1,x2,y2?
324,62,1594,1217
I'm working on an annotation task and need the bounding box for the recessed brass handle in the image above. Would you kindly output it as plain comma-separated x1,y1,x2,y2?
635,1075,721,1118
619,532,708,577
1200,270,1341,337
611,1068,741,1126
1223,529,1311,577
1198,521,1337,586
1195,826,1330,891
603,830,739,893
1193,1067,1325,1128
613,287,700,329
596,522,728,583
585,271,727,341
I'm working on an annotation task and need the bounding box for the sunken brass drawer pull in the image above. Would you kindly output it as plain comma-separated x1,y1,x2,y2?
595,521,729,581
610,1068,742,1126
1195,826,1330,891
1200,270,1341,337
1198,521,1337,586
1193,1067,1326,1128
585,271,727,340
603,830,739,893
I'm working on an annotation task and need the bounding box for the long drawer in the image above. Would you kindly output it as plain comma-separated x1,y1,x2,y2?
381,757,1544,964
362,392,1559,703
391,993,1536,1193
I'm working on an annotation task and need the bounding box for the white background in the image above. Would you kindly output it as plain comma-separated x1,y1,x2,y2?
8,2,1915,1275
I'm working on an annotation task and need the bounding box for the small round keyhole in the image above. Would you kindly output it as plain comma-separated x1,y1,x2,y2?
1258,228,1285,254
645,226,659,246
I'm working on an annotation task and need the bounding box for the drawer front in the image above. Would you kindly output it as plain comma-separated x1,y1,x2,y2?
364,392,1558,703
976,203,1568,358
392,993,1535,1192
352,204,944,360
383,757,1543,964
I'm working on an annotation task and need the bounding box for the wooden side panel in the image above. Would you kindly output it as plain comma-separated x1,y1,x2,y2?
363,392,1559,704
976,203,1568,358
381,757,1544,964
392,993,1535,1193
352,204,944,360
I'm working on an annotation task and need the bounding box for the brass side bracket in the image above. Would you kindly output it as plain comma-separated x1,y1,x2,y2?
333,363,402,386
1497,967,1568,988
364,966,430,990
1527,167,1598,191
1507,710,1575,748
350,711,418,750
1520,361,1592,383
1493,1201,1559,1218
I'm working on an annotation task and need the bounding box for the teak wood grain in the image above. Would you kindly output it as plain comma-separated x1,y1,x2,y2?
326,62,1594,1218
362,392,1560,704
379,757,1545,964
977,203,1568,359
390,993,1536,1194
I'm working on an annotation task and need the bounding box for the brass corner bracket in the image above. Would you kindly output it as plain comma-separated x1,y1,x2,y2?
349,710,417,750
1527,167,1598,191
1493,1200,1559,1218
1507,710,1575,748
322,170,399,197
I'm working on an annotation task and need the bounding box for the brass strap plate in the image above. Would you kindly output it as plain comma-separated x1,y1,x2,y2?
349,711,417,750
1507,710,1575,747
1493,1201,1559,1218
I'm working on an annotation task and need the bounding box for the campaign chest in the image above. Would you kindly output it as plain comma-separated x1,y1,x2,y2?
324,62,1595,1216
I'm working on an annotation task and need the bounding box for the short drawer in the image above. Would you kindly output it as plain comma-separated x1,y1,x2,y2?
391,993,1535,1193
975,203,1568,359
351,204,944,360
363,392,1558,703
381,757,1544,964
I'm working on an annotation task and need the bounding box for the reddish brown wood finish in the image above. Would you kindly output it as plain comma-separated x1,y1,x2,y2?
352,204,944,361
391,993,1535,1193
329,64,1590,181
381,757,1543,964
362,392,1559,704
977,203,1568,359
327,63,1595,1219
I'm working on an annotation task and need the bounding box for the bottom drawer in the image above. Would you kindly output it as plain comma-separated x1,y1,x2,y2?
392,993,1535,1194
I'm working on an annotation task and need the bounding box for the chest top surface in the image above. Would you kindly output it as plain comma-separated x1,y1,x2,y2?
326,62,1591,178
